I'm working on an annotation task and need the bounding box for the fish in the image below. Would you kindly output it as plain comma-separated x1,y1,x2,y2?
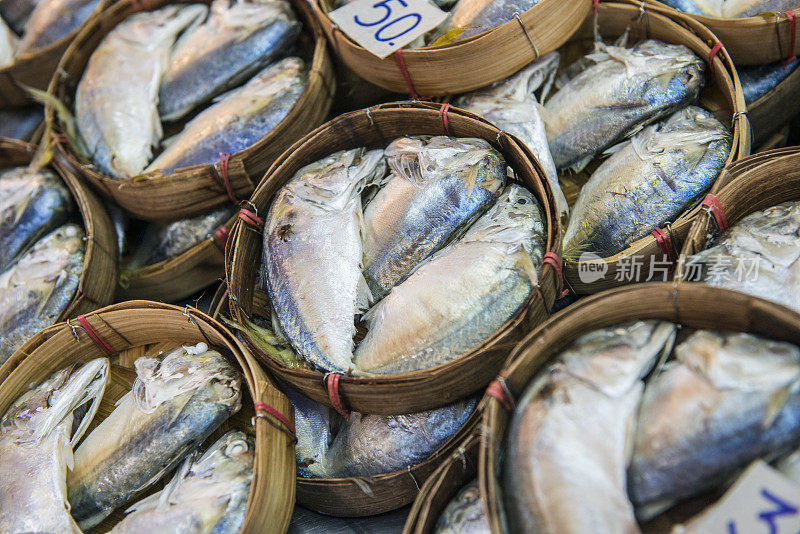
284,386,340,478
16,0,100,54
777,449,800,483
455,52,568,225
148,57,307,174
503,321,676,534
0,166,73,272
354,184,545,375
0,358,108,534
0,105,43,140
562,106,731,259
435,479,490,534
0,14,16,69
158,0,299,122
67,343,243,530
110,431,254,534
288,505,409,533
657,0,800,17
0,0,39,34
0,223,85,365
76,4,208,180
429,0,543,45
263,148,387,373
363,136,506,299
543,39,704,173
739,58,799,105
689,200,800,314
629,330,800,517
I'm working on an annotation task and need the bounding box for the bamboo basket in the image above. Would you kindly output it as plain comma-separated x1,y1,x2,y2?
46,0,335,222
747,66,800,147
558,1,750,294
0,300,296,534
403,433,481,534
312,0,592,96
478,283,800,533
677,146,800,279
0,0,115,106
226,101,562,415
648,0,800,65
0,137,117,320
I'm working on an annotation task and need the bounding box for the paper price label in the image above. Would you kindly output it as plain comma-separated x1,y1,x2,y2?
328,0,447,59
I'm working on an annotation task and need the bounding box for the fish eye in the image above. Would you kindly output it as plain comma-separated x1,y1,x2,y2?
516,198,528,205
226,440,249,456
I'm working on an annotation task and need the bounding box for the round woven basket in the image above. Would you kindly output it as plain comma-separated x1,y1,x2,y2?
0,137,117,320
226,101,562,416
0,300,296,534
559,1,750,294
45,0,335,222
648,0,800,65
478,283,800,533
312,0,592,96
747,67,800,147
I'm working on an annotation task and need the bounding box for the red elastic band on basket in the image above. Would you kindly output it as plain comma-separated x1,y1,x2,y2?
254,401,296,436
238,208,264,231
439,104,452,136
708,41,724,81
217,153,239,204
701,193,728,233
76,315,115,355
130,0,151,11
785,11,797,66
592,0,599,13
324,373,350,419
651,227,675,263
486,379,516,413
542,251,567,298
393,50,421,100
53,134,68,145
213,226,228,252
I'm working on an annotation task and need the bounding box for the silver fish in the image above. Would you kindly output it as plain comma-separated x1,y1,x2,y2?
148,57,307,174
455,52,568,225
0,358,109,534
629,330,800,517
263,148,386,373
0,223,85,365
363,136,506,299
0,105,42,140
543,39,704,172
429,0,542,45
504,321,676,534
158,0,299,121
0,14,15,69
0,166,72,272
355,184,545,375
739,58,799,105
284,386,341,479
110,431,254,534
288,505,409,533
67,343,242,530
76,4,208,179
17,0,100,54
658,0,799,17
563,106,731,259
435,479,490,534
689,200,800,314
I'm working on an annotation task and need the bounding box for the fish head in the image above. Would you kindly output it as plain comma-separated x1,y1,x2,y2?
631,41,704,104
193,431,255,479
1,358,109,446
462,184,542,245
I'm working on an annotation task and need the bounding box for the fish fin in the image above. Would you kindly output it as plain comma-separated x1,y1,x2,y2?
355,273,374,315
155,451,197,510
602,140,629,158
510,247,540,286
350,477,375,497
763,386,791,429
636,499,675,522
567,154,594,174
429,26,469,47
615,27,630,48
23,85,90,161
36,269,64,315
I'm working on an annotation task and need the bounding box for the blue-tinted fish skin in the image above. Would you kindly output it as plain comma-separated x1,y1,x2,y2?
740,58,799,104
0,106,42,140
17,0,100,54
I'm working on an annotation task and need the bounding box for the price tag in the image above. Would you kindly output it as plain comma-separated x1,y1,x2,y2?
328,0,447,59
679,461,800,534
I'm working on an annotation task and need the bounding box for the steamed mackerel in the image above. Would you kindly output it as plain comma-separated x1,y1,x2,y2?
543,39,704,172
67,344,242,530
263,148,386,373
158,0,299,121
629,330,800,516
435,479,490,534
455,52,568,224
17,0,100,54
740,58,799,104
0,106,42,140
658,0,799,17
563,106,730,258
76,5,208,179
0,359,108,534
148,57,307,174
110,431,254,534
363,136,505,299
355,184,545,375
504,321,676,534
429,0,542,44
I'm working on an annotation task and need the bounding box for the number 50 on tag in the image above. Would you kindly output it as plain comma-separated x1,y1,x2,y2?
328,0,447,59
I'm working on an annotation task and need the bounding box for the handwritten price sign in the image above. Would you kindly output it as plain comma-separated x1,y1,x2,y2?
328,0,447,58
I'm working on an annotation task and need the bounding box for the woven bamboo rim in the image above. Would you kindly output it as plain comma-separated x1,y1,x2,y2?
560,1,750,294
677,146,800,280
116,214,233,302
0,137,117,319
648,0,800,65
478,283,800,533
226,101,561,415
747,66,800,147
45,0,335,222
312,0,592,96
402,432,481,534
0,300,296,534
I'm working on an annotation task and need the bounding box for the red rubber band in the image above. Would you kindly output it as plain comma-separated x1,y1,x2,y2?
785,11,797,66
486,379,515,413
542,251,567,297
393,50,421,100
238,209,264,231
254,401,296,435
324,373,350,419
76,315,116,355
592,0,599,13
701,193,728,233
217,153,239,204
213,226,228,252
130,0,151,11
439,103,452,136
53,134,68,145
651,227,675,263
708,41,724,81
